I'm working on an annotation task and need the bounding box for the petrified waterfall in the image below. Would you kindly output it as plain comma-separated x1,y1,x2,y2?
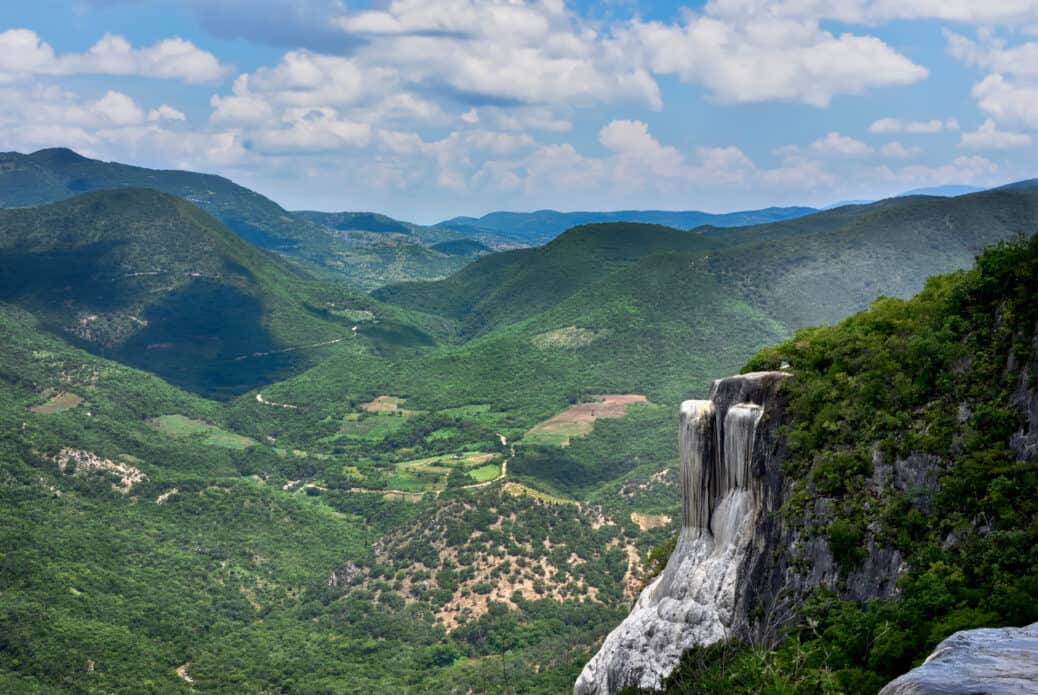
574,372,787,695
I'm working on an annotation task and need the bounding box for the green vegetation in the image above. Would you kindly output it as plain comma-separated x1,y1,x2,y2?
435,205,816,246
0,148,488,289
3,157,1038,694
149,414,257,450
640,233,1038,693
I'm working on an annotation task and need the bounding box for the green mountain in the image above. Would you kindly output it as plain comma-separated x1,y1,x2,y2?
435,205,816,246
2,162,1038,695
0,148,483,289
0,188,430,398
648,232,1038,694
384,184,1038,338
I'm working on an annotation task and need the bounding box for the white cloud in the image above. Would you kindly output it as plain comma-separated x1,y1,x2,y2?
0,29,228,83
971,74,1038,129
886,155,1000,186
148,105,186,122
946,30,1038,78
810,132,873,156
960,118,1033,149
330,0,662,110
880,141,922,158
244,107,372,154
867,117,957,134
599,119,685,177
615,11,926,107
704,0,1038,26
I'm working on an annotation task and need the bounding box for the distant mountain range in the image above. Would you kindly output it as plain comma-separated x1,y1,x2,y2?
434,206,817,246
0,148,480,290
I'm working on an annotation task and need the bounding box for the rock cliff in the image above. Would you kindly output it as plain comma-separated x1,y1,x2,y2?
574,372,791,694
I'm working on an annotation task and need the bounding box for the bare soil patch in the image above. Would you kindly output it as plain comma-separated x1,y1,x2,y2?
524,394,648,446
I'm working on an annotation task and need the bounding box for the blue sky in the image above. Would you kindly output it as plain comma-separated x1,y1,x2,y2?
1,1,1037,222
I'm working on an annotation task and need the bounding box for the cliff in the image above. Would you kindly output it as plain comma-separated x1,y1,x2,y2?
574,372,792,694
576,235,1038,694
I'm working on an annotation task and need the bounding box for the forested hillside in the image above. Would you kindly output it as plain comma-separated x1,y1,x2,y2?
0,149,482,289
637,233,1038,693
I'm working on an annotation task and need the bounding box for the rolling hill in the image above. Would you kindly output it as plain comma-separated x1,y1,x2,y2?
383,185,1038,338
0,148,484,289
435,205,816,246
0,188,433,397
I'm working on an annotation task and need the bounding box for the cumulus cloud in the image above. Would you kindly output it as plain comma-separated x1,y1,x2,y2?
148,105,186,122
946,30,1038,78
868,117,958,134
810,132,873,156
331,0,662,110
614,10,926,107
0,29,229,83
971,74,1038,129
880,141,922,158
704,0,1038,26
960,118,1033,149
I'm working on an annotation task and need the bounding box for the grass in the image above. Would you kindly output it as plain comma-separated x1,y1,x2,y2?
468,464,501,483
338,413,410,439
148,414,257,450
522,421,593,447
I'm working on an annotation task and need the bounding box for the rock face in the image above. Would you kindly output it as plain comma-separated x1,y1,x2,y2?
879,622,1038,695
574,372,789,695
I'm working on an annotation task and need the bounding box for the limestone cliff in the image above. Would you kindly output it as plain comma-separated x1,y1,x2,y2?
574,372,791,694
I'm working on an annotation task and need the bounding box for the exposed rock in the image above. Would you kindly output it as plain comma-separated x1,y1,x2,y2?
574,372,789,695
880,622,1038,695
55,448,145,493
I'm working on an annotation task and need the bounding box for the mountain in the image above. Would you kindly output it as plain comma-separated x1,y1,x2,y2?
382,184,1038,338
601,231,1038,694
0,188,430,398
434,206,817,246
899,184,985,197
0,148,484,289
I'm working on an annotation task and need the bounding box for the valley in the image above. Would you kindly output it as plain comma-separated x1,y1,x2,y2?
2,151,1037,693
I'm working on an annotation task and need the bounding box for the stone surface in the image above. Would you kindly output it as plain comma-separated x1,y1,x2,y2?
573,372,788,695
880,622,1038,695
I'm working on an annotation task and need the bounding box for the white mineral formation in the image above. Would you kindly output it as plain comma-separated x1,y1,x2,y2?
574,373,786,694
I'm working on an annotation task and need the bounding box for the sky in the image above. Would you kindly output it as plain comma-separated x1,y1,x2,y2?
1,1,1037,222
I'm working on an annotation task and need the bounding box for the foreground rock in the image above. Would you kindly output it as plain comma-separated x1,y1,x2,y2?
880,622,1038,695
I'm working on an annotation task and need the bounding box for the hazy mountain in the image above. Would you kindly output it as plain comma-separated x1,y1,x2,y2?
0,148,485,289
899,184,985,197
434,206,817,246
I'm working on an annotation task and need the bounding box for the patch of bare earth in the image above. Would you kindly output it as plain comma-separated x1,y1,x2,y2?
175,663,194,684
342,491,643,632
531,326,611,349
55,448,145,493
630,512,672,531
30,390,83,414
362,395,412,414
525,394,649,446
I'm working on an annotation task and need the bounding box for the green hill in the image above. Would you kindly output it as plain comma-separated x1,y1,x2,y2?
435,206,816,246
381,184,1038,339
0,149,484,289
650,232,1038,695
374,222,721,338
0,188,422,398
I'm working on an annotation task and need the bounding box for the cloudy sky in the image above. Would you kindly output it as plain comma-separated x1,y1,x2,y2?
2,1,1037,221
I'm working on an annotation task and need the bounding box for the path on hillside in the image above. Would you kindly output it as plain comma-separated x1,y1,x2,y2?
232,336,348,362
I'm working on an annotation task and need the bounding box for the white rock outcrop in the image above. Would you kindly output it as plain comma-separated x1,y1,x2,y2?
880,622,1038,695
574,372,788,695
